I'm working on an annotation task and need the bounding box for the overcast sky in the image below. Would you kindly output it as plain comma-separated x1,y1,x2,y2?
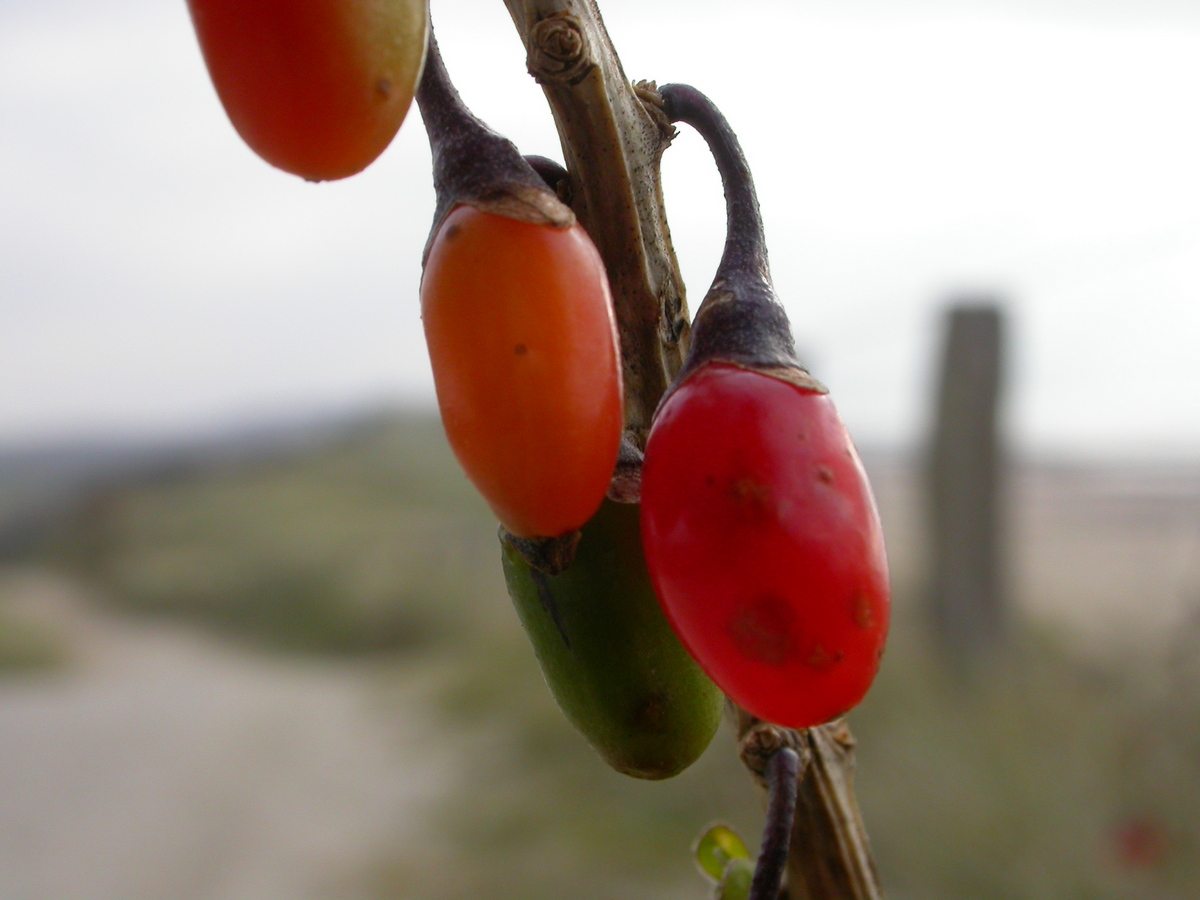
2,0,1199,459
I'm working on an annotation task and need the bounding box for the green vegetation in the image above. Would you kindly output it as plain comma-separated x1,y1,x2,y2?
46,415,502,655
854,621,1200,900
0,605,63,673
370,602,1200,900
370,636,761,900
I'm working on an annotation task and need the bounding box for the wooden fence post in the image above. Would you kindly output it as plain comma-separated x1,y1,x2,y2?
926,302,1007,671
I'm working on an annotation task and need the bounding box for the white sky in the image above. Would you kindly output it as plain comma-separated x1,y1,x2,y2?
2,0,1199,459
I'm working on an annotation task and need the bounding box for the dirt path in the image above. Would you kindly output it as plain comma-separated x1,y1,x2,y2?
0,569,450,900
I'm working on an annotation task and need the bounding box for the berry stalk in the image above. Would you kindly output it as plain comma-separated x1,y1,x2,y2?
657,83,825,396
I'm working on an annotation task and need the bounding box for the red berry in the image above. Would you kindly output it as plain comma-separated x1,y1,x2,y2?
640,362,890,728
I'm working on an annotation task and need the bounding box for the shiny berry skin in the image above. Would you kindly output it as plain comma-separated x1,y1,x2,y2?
421,205,623,538
186,0,427,180
640,363,889,728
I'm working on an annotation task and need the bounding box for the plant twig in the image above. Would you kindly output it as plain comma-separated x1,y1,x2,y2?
736,710,883,900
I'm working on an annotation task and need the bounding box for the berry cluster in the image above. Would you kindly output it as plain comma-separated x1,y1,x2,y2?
185,6,889,771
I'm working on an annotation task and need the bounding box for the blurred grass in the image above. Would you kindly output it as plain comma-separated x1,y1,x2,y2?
0,604,64,672
369,602,1200,900
853,617,1200,900
43,414,504,656
367,635,761,900
13,410,1200,899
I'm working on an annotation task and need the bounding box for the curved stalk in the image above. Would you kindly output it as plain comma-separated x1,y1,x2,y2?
415,29,572,260
657,83,824,396
750,747,801,900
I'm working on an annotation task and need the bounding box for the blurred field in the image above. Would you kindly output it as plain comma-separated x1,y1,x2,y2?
1,411,1198,900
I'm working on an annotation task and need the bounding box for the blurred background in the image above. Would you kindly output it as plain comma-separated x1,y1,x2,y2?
2,0,1199,898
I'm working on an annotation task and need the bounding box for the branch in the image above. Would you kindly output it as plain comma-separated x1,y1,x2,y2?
500,4,884,898
502,0,690,444
736,710,883,900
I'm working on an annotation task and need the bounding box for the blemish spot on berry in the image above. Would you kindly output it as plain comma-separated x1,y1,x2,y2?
514,343,528,355
729,477,773,520
728,595,795,666
852,592,875,629
805,644,844,672
376,78,392,98
634,690,667,731
443,223,461,241
815,465,834,484
731,477,766,501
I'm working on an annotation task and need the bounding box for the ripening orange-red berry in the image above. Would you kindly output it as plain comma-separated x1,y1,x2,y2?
420,205,623,538
186,0,428,180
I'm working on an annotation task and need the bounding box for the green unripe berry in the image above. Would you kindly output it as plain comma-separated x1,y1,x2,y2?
502,499,723,779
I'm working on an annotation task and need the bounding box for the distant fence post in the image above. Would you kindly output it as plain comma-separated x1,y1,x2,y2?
926,302,1007,670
